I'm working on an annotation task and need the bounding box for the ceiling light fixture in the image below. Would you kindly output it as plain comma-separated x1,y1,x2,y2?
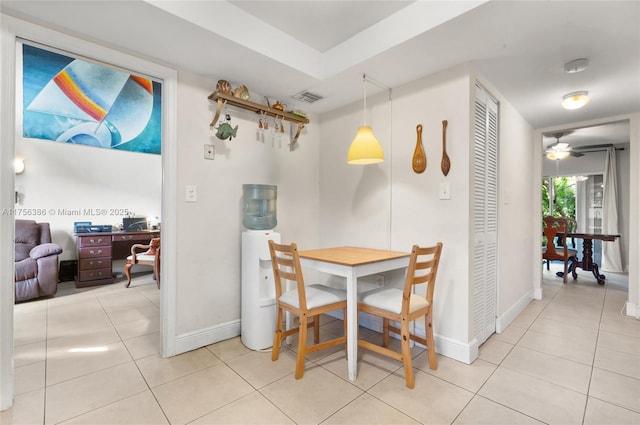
561,91,590,110
546,150,570,160
347,74,386,165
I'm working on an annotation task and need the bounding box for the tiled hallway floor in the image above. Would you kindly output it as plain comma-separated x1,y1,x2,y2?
3,266,639,424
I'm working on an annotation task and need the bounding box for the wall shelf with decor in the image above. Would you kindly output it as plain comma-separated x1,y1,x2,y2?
208,91,310,146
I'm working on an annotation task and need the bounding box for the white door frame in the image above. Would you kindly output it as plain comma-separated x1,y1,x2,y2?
0,15,178,410
532,114,640,316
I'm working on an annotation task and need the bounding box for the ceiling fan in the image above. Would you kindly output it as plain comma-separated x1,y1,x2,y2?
545,132,583,160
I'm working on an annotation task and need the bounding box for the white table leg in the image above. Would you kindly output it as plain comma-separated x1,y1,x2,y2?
346,269,357,381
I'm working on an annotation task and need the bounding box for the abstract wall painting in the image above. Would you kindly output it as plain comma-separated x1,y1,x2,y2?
22,43,162,154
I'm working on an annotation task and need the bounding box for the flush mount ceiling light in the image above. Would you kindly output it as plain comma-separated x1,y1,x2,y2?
347,74,388,165
561,91,590,110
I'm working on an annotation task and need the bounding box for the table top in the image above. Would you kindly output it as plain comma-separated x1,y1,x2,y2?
566,232,620,242
298,246,410,267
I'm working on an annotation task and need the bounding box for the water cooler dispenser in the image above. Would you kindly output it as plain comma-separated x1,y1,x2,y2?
241,184,279,350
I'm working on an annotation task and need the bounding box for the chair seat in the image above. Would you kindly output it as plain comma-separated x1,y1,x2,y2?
127,254,156,262
280,284,347,309
359,286,429,315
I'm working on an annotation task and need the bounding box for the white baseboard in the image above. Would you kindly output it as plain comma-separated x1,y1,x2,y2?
625,301,640,319
496,289,535,333
174,319,241,355
533,287,543,300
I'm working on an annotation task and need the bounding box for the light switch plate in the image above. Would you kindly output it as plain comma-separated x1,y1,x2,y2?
439,182,451,200
186,185,197,202
204,144,215,160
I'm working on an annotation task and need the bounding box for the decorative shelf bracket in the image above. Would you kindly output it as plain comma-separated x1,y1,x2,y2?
208,91,309,146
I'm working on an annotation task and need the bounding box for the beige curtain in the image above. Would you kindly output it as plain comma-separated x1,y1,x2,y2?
602,147,623,272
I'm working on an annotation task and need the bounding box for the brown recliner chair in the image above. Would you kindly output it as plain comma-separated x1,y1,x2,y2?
15,219,63,302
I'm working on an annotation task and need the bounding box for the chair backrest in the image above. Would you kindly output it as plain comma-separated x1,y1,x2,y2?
542,216,568,251
403,243,443,308
268,240,307,309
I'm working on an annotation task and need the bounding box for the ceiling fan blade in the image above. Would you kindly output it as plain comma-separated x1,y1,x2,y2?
573,143,614,151
569,151,584,157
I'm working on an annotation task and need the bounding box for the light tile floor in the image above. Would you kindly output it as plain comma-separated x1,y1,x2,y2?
3,265,639,424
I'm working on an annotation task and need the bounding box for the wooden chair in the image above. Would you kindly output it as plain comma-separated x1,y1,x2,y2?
124,237,160,288
358,243,443,388
542,217,577,283
268,240,347,379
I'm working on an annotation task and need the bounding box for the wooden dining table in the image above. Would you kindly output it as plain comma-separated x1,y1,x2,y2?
564,232,621,285
297,246,410,381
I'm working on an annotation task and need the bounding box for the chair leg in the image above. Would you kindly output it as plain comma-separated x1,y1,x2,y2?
400,317,414,389
313,315,320,344
154,264,160,289
425,313,437,370
124,263,133,288
272,307,283,361
382,318,390,347
343,307,348,358
562,260,568,284
295,313,308,379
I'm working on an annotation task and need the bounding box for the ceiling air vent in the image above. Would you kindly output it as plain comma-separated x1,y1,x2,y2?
292,90,323,103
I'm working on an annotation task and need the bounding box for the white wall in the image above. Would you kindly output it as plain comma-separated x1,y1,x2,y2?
318,64,536,361
173,70,320,339
15,139,161,261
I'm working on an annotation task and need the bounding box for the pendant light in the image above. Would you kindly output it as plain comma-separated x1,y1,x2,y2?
347,74,384,164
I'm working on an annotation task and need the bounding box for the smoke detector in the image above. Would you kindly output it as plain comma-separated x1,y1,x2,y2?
564,58,589,74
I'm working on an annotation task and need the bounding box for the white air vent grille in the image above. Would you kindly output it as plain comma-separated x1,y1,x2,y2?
292,90,323,103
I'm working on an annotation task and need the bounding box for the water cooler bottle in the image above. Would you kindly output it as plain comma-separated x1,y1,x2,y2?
241,184,279,350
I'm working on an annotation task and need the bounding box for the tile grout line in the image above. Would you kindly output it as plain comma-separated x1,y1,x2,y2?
580,282,608,424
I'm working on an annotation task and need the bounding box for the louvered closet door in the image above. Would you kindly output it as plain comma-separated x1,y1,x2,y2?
471,84,498,346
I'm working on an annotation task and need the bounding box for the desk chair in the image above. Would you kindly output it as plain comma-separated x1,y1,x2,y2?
268,240,347,379
542,217,577,283
358,243,443,388
124,237,160,288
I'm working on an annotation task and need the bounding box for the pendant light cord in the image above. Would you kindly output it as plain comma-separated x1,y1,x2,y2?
362,74,367,126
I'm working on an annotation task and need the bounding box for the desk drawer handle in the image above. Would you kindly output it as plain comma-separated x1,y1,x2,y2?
120,236,133,240
89,249,103,255
89,260,103,266
90,271,103,277
89,238,103,244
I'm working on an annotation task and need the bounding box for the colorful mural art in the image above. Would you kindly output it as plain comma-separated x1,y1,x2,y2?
22,44,162,154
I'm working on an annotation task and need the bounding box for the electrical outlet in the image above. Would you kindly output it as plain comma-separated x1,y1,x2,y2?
375,275,385,285
204,144,215,160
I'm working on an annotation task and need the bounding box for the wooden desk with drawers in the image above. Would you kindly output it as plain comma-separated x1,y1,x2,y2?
75,230,160,287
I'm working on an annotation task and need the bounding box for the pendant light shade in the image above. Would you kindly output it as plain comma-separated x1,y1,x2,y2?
347,126,384,164
347,74,385,164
